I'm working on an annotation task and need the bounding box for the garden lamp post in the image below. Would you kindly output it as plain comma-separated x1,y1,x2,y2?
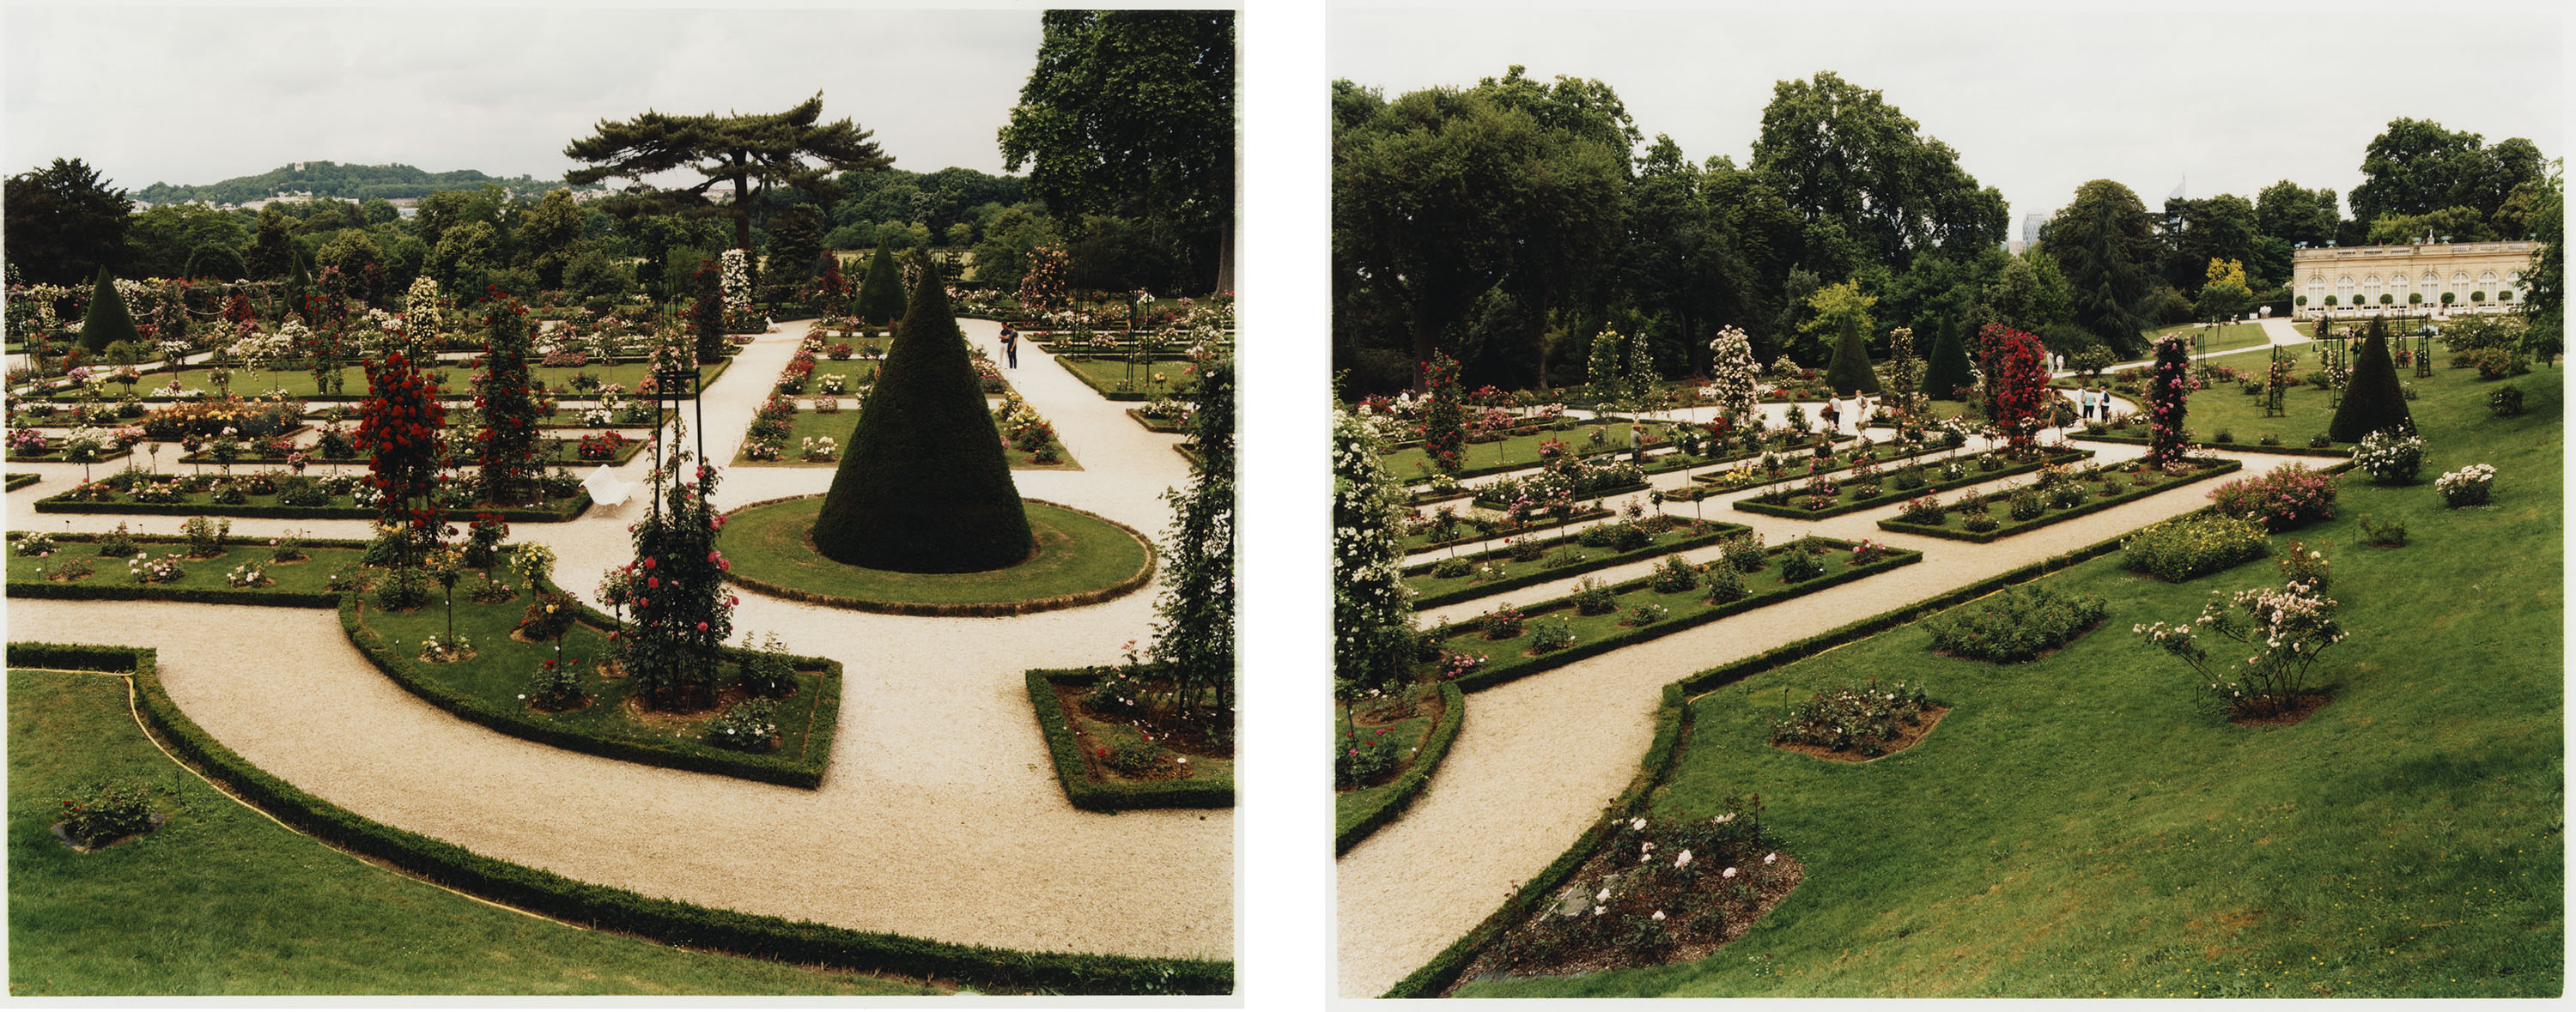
2415,324,2437,379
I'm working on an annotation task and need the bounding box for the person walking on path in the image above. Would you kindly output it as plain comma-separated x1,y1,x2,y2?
999,324,1020,368
1820,397,1842,435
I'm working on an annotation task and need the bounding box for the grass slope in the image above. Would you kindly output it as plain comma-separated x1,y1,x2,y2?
4,668,933,996
1455,367,2561,998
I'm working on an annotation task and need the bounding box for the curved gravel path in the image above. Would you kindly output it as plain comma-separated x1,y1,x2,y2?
1336,408,2329,996
7,321,1230,962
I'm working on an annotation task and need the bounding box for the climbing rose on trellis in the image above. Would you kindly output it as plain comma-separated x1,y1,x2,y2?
1706,324,1759,426
1334,409,1414,693
718,248,751,326
1421,351,1466,474
624,463,736,712
473,289,544,505
403,276,442,353
2144,335,2198,467
1019,243,1068,315
1978,324,2050,455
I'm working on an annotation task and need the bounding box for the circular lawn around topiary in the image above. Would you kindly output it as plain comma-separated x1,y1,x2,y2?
717,495,1154,615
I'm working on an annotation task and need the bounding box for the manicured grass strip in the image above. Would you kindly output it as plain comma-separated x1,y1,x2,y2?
33,479,590,524
1024,669,1234,812
5,473,38,492
1734,448,2093,519
8,542,364,608
1877,458,2245,542
1402,518,1747,609
1434,541,1926,694
1336,681,1466,855
1053,355,1199,402
1403,506,1613,554
3,664,939,996
7,643,1227,996
717,496,1154,616
732,405,1078,470
1124,408,1191,433
1385,424,1844,484
2068,430,2355,458
339,591,838,790
50,359,733,402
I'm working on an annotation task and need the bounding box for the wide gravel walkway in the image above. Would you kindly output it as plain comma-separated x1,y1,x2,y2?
7,320,1230,962
1336,404,2328,996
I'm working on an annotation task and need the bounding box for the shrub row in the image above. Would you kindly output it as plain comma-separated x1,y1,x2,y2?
1336,681,1466,856
6,642,1227,996
1733,449,2092,519
1404,519,1747,610
34,491,593,524
2066,431,2354,458
1024,668,1235,812
1876,458,2243,543
4,473,39,492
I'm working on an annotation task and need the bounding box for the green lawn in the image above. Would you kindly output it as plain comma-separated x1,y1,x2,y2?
4,667,934,995
1056,356,1200,399
732,403,1078,470
1402,518,1744,609
2127,345,2507,448
9,542,359,597
1454,366,2561,998
716,497,1151,608
2139,321,2275,360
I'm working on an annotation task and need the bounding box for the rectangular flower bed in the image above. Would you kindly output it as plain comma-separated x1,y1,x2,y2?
1734,448,2093,519
1402,516,1747,609
33,473,591,524
1403,506,1615,554
2067,430,2355,458
8,534,365,608
1026,668,1234,811
1876,457,2245,542
1428,537,1924,694
1054,355,1201,402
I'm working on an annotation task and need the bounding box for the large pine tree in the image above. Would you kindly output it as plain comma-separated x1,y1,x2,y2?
811,260,1032,572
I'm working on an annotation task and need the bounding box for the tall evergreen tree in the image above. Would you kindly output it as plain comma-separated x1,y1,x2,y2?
77,266,140,353
1823,315,1883,397
690,260,726,364
854,244,908,325
811,260,1032,572
2328,316,2416,442
1921,318,1976,400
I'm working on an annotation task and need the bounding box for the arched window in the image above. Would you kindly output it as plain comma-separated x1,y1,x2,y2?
2306,274,2326,306
2338,276,2355,304
2479,270,2499,294
2391,273,2409,301
2362,275,2381,301
2423,270,2442,294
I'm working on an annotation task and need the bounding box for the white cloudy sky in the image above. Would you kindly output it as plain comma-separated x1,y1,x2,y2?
1330,3,2568,227
4,4,1048,191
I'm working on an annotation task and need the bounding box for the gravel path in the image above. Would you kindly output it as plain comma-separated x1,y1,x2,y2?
7,321,1230,962
1336,415,2326,996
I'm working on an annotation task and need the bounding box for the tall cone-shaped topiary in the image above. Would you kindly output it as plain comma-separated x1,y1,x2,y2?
2328,317,2415,442
1921,318,1976,400
854,245,907,326
1823,316,1883,397
811,259,1032,573
78,266,141,353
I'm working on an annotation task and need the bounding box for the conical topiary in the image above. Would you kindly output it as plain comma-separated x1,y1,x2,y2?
78,266,141,353
2328,318,2415,443
854,245,907,326
1921,318,1976,400
811,260,1031,573
1823,317,1882,397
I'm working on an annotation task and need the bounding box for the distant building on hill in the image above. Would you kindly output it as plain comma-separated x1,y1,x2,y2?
2290,241,2537,321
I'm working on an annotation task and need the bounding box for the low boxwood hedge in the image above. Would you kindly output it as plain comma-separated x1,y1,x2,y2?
2068,431,2355,458
1733,448,2093,519
1876,458,2244,543
34,488,592,524
3,642,1226,996
1402,518,1747,610
1025,668,1234,812
1336,680,1465,855
4,472,38,491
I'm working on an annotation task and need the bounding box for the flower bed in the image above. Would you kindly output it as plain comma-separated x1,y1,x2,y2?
1335,681,1466,854
1025,667,1233,811
1733,448,2092,519
1427,537,1924,693
1401,506,1616,554
32,471,592,524
1054,354,1200,401
1875,457,2243,543
7,530,364,608
2067,428,2354,458
1402,516,1747,609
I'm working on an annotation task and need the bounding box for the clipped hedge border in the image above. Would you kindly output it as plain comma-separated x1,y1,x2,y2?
1336,680,1465,856
1023,667,1235,812
337,590,840,790
1469,480,1651,512
33,489,593,524
3,642,1228,996
5,530,371,608
6,473,40,492
717,496,1156,618
1877,458,2245,543
1403,506,1615,555
1383,682,1688,998
27,359,734,404
1733,448,2094,519
1403,519,1749,610
2068,431,2354,458
1417,433,1850,487
1052,356,1163,401
1436,543,1925,694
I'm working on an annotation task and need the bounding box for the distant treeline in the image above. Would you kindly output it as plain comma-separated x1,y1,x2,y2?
137,161,589,204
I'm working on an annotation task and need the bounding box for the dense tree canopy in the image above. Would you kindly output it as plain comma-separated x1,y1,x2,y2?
1750,71,2008,272
2043,179,2160,358
5,158,132,285
999,9,1236,292
2350,118,2546,239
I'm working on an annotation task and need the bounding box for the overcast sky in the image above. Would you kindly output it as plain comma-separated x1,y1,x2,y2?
1330,3,2567,229
4,5,1047,191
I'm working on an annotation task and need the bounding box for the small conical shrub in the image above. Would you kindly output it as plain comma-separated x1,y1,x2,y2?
1823,317,1883,397
1921,319,1976,400
2328,321,2415,443
78,266,141,353
854,245,907,326
811,260,1031,573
